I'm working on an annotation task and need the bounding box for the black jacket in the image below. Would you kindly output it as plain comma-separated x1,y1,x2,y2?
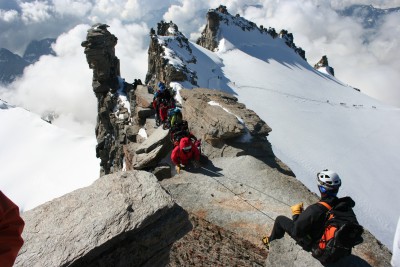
292,196,338,243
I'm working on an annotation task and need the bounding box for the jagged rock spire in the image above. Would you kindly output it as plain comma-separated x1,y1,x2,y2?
314,55,335,76
81,24,125,175
197,5,307,61
145,21,198,88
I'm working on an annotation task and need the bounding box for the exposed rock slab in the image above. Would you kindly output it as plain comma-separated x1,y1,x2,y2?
16,171,191,267
135,85,154,108
161,155,392,267
136,127,169,154
180,88,271,143
265,238,384,267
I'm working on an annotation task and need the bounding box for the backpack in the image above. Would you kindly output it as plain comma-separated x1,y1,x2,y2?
311,198,364,264
168,107,183,127
170,120,190,145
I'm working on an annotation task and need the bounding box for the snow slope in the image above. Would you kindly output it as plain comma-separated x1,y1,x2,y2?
0,100,99,211
163,14,400,249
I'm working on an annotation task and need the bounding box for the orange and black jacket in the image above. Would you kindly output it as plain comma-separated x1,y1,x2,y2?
292,196,338,244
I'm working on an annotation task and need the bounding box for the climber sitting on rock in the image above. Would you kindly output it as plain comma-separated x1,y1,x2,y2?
152,81,173,126
171,136,200,173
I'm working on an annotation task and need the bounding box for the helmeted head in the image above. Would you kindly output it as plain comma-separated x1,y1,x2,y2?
158,81,165,92
317,169,341,196
179,137,192,153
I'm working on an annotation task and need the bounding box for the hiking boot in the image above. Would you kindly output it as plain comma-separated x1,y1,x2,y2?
262,236,270,250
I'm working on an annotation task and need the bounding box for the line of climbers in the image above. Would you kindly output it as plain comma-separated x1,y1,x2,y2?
152,82,367,265
152,81,201,174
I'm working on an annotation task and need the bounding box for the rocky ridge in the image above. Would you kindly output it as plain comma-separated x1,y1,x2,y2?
197,5,306,60
16,11,393,267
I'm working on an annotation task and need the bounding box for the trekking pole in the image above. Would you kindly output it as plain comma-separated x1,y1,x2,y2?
200,166,291,207
199,166,276,221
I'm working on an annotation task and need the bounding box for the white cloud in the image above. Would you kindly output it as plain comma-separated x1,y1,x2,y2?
20,0,53,24
0,24,96,136
52,0,93,17
107,19,150,81
0,9,19,22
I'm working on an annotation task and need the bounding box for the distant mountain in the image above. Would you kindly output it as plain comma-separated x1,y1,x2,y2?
0,38,55,84
23,38,56,63
337,4,400,28
0,48,29,84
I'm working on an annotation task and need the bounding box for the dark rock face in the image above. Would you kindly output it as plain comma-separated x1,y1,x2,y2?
314,55,335,76
145,21,198,89
196,11,220,52
0,48,29,84
197,5,307,61
23,38,56,64
82,24,135,175
168,214,268,266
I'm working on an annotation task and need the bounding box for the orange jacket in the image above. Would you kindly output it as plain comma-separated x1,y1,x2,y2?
171,137,200,166
0,191,24,267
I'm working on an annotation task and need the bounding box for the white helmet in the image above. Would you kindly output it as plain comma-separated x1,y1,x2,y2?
317,169,341,190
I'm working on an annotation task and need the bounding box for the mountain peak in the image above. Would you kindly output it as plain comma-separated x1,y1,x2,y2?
314,55,335,76
197,5,306,61
146,20,198,88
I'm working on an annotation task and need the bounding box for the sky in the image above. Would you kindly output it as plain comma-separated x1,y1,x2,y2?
0,0,399,254
0,0,399,134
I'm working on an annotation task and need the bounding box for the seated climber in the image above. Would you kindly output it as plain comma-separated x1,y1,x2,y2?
0,191,25,267
153,81,173,126
262,170,362,264
171,136,200,173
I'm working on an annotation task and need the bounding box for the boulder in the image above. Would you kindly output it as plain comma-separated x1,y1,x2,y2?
152,164,172,180
135,85,154,108
125,124,140,142
136,127,170,154
265,238,378,267
16,171,191,267
180,88,271,144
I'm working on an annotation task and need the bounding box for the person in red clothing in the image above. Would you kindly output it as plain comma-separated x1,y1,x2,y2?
171,136,200,173
0,191,25,267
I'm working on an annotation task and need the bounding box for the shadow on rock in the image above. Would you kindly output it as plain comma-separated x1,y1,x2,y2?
70,205,192,267
324,254,372,267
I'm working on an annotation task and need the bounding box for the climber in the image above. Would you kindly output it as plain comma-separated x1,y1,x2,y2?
0,191,25,267
171,136,200,173
262,170,343,251
169,120,198,148
163,107,183,129
153,81,173,126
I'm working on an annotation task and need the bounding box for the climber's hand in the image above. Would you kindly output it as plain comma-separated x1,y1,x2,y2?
175,164,181,174
291,202,304,215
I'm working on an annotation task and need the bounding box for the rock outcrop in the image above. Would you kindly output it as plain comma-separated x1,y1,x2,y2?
82,24,150,176
265,237,389,267
145,21,198,89
161,156,392,267
16,171,191,267
197,5,306,61
178,88,292,174
314,55,335,76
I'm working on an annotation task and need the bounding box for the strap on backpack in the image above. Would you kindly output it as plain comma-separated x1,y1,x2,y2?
318,201,332,211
